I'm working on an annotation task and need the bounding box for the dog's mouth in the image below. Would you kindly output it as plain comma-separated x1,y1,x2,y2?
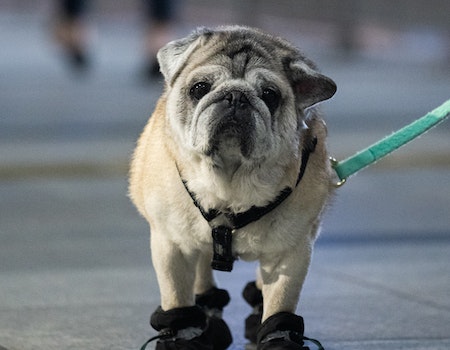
200,90,260,168
206,113,256,160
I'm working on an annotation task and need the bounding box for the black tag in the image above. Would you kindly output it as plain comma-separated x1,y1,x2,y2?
211,226,234,272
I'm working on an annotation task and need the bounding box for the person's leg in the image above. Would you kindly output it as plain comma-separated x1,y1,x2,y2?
54,0,90,69
141,0,178,78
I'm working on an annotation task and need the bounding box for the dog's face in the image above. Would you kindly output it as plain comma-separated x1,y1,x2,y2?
158,26,336,171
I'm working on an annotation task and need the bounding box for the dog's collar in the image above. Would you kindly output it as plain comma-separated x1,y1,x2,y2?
179,136,317,272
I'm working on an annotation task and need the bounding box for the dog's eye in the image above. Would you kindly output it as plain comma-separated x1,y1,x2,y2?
261,88,280,114
190,82,212,101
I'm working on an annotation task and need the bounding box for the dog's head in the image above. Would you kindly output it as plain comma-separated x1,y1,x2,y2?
158,26,336,171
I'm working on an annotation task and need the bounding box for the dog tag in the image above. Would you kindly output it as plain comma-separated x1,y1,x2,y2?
211,226,235,272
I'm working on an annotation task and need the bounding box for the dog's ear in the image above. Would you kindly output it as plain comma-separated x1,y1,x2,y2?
157,28,213,86
287,59,337,110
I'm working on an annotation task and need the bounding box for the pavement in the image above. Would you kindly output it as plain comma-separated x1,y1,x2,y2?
1,9,450,350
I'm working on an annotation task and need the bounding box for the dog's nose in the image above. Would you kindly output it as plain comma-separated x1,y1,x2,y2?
224,91,249,110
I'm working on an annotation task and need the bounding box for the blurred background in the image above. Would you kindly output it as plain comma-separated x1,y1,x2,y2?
1,1,449,349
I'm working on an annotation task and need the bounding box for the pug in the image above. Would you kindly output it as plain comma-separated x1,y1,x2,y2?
129,26,336,350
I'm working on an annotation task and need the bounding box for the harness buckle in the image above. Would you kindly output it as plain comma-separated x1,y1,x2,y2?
211,226,235,272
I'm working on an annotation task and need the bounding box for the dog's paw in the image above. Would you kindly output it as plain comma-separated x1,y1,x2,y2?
256,312,310,350
149,306,212,349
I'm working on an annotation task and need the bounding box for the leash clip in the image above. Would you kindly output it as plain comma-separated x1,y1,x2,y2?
329,157,347,187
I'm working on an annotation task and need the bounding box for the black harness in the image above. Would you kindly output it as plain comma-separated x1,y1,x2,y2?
180,136,317,272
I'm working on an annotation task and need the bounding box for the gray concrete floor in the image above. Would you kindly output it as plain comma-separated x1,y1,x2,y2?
1,10,450,350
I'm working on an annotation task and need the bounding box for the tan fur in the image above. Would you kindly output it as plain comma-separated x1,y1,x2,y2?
129,26,336,322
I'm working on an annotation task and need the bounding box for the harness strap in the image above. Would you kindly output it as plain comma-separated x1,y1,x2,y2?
181,182,293,231
179,135,317,272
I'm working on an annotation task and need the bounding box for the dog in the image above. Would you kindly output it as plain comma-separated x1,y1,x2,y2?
129,26,336,350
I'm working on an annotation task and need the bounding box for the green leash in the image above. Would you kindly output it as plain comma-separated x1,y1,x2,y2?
331,99,450,186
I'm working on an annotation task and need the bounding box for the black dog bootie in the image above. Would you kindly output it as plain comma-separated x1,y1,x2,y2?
242,281,263,344
148,305,212,350
140,288,232,350
242,282,324,350
257,312,308,350
196,287,233,350
256,312,325,350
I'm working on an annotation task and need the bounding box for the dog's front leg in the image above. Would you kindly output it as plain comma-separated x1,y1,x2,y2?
194,249,215,295
255,243,313,349
149,231,233,349
259,245,311,321
150,230,199,310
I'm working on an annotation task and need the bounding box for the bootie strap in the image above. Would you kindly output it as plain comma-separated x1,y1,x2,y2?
257,312,325,350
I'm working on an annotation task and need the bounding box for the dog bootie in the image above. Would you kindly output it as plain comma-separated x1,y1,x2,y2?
256,312,310,350
242,281,263,344
196,287,233,350
143,305,213,350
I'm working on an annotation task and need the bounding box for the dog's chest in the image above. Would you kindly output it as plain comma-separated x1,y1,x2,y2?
230,216,304,261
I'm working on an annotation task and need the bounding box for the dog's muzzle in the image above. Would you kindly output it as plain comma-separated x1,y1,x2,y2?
208,90,256,158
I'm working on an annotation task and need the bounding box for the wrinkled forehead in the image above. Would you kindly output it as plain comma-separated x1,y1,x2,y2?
189,33,290,79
